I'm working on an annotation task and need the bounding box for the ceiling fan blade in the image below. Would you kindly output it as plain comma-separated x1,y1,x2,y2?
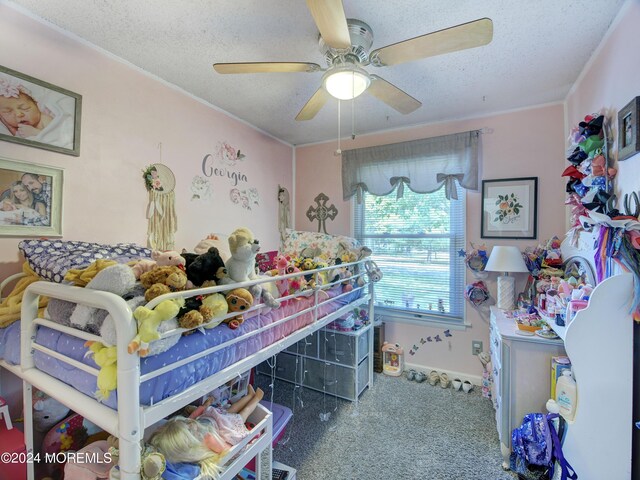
305,0,351,49
296,88,331,121
213,62,321,74
370,18,493,67
367,75,421,114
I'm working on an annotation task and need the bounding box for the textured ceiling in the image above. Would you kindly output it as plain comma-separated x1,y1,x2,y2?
6,0,626,145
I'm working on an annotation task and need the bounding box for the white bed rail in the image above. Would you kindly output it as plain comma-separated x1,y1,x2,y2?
16,258,373,479
21,281,141,479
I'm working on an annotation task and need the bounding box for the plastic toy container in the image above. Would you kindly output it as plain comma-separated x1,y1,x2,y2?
262,400,293,446
245,400,293,471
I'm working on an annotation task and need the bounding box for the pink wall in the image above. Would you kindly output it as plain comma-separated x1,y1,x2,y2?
566,0,640,201
0,5,292,415
0,5,293,281
295,104,566,378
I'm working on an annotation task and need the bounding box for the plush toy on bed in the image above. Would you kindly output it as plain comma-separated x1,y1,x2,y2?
185,247,227,288
128,298,185,357
140,265,188,302
178,293,228,331
268,254,306,297
220,227,279,308
294,256,327,288
69,263,138,334
224,288,253,329
130,250,186,279
193,233,232,262
85,342,118,400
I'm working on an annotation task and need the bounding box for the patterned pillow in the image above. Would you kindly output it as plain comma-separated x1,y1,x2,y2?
281,229,361,261
19,239,152,283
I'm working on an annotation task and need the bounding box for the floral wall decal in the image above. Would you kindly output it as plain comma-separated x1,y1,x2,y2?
190,175,213,201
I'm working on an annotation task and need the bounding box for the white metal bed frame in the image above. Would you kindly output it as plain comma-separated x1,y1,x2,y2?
1,260,374,479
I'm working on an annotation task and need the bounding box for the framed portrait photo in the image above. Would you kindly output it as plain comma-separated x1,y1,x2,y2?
0,157,63,237
0,65,81,156
618,96,640,161
481,177,537,239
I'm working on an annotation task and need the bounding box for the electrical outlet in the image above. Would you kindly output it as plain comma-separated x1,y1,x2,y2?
472,340,483,356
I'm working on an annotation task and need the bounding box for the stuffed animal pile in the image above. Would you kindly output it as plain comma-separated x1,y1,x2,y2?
39,226,375,404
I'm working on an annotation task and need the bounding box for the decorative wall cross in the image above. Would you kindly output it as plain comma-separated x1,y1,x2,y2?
306,192,338,234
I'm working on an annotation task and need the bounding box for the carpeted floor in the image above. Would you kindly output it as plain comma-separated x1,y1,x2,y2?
255,372,517,480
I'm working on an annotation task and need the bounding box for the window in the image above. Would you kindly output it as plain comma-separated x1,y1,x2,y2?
354,187,466,321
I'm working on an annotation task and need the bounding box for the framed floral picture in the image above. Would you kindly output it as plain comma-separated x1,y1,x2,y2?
0,65,82,156
481,177,537,239
0,156,63,237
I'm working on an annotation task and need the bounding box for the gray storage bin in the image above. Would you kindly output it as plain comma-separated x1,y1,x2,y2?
286,331,318,357
318,328,369,366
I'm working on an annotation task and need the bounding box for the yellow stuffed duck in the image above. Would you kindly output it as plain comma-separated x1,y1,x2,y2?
85,341,118,401
128,298,184,357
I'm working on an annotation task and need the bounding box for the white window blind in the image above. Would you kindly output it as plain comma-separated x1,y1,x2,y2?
354,188,466,321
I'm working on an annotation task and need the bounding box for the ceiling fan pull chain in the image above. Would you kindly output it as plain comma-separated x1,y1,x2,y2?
335,99,342,156
351,95,356,140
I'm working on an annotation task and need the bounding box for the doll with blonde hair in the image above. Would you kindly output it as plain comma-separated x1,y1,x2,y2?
149,385,264,479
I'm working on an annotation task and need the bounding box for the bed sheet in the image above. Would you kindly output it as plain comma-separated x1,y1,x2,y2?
0,286,361,409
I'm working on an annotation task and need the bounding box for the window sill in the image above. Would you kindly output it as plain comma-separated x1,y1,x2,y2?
376,307,471,330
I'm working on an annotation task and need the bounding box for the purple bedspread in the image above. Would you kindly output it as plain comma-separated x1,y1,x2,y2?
0,287,361,409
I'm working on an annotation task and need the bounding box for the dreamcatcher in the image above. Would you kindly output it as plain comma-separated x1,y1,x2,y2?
142,161,177,250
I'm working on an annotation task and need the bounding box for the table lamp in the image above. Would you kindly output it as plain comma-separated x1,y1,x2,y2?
485,246,529,310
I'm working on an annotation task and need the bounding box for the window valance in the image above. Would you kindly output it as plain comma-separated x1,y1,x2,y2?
342,130,480,202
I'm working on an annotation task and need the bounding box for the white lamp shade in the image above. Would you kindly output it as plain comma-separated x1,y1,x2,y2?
485,246,529,273
323,66,371,100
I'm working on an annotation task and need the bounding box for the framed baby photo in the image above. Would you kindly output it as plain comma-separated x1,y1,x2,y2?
618,96,640,161
0,65,82,156
0,157,63,237
481,177,538,239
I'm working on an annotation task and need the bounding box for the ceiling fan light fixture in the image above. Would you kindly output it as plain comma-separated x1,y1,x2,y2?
322,65,371,100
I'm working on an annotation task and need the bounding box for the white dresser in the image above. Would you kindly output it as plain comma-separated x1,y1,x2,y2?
489,306,566,468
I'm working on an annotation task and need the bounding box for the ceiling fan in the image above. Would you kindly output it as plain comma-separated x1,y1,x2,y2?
213,0,493,121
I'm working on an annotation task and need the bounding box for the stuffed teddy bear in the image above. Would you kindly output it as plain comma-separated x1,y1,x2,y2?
224,288,253,329
128,298,185,357
220,228,279,308
294,256,327,288
186,247,227,288
178,293,229,331
140,265,188,302
180,249,199,270
131,250,186,280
